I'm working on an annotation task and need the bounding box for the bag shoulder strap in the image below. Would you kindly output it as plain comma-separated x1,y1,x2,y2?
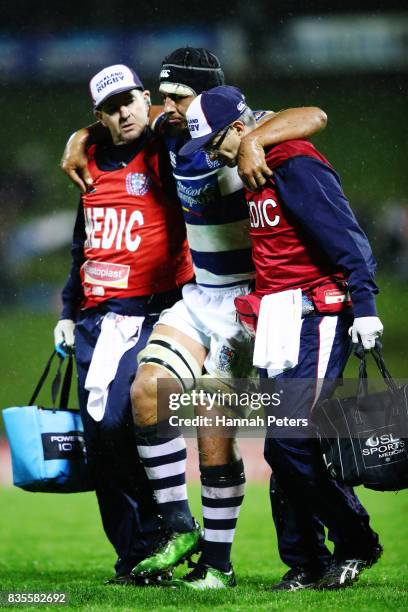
59,353,73,409
354,340,398,399
28,351,73,408
370,343,398,393
29,350,57,406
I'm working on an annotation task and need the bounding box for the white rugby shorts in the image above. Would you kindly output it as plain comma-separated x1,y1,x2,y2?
157,282,255,378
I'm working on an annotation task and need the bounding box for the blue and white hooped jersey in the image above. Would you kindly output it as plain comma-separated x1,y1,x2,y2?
154,112,269,288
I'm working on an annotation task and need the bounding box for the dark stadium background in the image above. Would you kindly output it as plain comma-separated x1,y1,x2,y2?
0,4,407,609
0,2,407,437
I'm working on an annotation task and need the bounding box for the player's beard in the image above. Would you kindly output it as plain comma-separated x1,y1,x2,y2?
164,117,188,137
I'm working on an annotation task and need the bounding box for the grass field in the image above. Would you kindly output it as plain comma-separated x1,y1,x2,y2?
0,484,407,611
1,282,408,610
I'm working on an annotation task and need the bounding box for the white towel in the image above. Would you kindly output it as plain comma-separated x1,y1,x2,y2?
85,312,144,421
253,289,303,377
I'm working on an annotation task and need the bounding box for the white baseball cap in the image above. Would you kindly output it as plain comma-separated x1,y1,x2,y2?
89,64,144,109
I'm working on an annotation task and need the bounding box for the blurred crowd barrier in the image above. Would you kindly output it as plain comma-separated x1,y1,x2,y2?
1,14,408,81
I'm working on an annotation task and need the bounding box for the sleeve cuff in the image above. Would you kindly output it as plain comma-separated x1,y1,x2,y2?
352,293,377,318
60,304,78,321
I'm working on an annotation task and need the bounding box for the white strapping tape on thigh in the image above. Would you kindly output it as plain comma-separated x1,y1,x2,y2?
137,333,203,391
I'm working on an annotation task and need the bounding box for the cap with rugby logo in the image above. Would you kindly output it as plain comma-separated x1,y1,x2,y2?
90,64,144,109
179,85,247,156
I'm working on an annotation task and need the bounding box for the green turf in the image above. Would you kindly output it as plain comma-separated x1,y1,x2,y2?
1,285,407,609
0,483,407,611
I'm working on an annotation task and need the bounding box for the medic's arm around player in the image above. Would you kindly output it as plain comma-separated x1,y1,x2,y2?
60,105,327,193
60,105,164,193
238,107,327,191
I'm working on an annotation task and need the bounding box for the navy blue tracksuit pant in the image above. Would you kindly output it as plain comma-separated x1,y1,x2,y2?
74,293,179,575
263,313,379,572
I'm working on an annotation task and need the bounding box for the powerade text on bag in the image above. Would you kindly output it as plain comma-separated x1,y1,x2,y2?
2,351,93,493
313,343,408,492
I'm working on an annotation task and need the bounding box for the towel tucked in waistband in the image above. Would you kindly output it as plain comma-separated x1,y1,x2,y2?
85,312,145,421
253,289,303,377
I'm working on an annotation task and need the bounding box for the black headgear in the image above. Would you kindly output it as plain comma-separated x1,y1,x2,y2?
159,47,225,96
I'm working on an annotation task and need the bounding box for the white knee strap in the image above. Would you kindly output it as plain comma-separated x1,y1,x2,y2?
137,333,203,392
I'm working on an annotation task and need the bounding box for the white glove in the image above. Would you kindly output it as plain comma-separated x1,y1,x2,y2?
349,316,383,350
54,319,76,355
